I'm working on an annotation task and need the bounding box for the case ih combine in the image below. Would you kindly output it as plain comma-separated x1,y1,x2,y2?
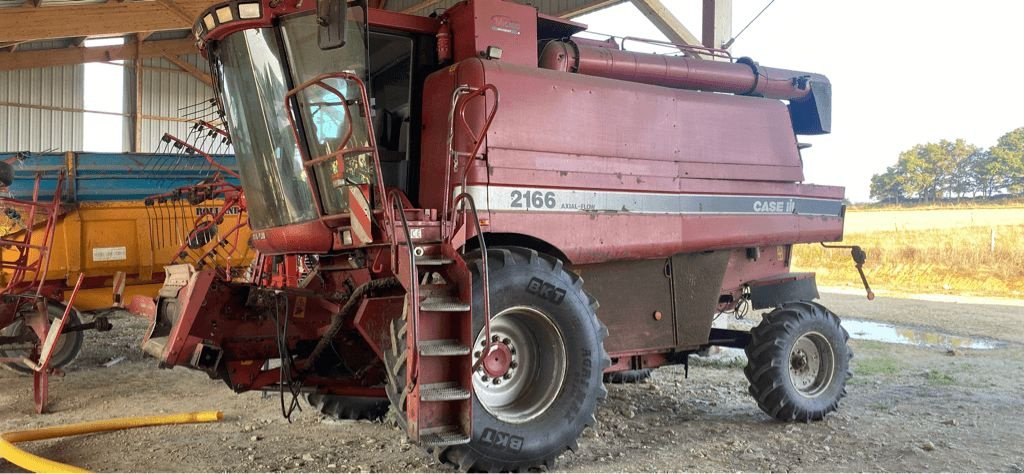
140,0,868,470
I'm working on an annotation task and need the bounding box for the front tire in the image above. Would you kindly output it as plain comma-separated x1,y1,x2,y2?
744,301,851,422
449,247,608,471
385,247,609,471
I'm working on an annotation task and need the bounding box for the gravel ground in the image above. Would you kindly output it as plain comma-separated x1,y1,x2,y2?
1,292,1023,472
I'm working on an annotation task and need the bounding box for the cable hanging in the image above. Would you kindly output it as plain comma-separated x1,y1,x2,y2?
722,0,777,49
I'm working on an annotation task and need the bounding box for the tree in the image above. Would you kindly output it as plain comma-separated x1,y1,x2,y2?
941,139,980,200
870,165,905,203
870,128,1024,204
987,127,1024,195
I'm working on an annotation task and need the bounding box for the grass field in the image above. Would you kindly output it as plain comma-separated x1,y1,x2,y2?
793,207,1024,299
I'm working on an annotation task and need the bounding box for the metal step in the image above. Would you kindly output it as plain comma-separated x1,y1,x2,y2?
420,382,471,402
420,426,471,447
415,256,454,266
420,295,470,312
418,339,471,357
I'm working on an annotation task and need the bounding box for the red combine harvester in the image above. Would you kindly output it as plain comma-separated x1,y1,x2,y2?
141,0,870,470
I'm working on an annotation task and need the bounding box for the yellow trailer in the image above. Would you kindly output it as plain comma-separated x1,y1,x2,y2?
0,152,252,310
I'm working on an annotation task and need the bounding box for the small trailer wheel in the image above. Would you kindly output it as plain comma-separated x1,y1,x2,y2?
0,160,13,187
744,301,851,422
1,302,85,374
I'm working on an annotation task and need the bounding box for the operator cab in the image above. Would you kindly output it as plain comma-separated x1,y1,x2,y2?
200,0,433,234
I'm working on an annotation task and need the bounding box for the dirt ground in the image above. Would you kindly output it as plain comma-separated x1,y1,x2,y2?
2,292,1023,473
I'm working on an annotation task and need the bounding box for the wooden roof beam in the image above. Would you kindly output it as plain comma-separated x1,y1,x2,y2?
0,38,198,71
0,0,214,43
557,0,626,18
631,0,705,58
155,0,197,24
702,0,731,50
162,53,213,86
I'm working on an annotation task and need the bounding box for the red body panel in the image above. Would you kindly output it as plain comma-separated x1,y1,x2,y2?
446,0,539,67
419,58,843,264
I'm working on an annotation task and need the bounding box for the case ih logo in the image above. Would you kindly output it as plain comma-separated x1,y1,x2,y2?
490,15,521,35
752,199,796,213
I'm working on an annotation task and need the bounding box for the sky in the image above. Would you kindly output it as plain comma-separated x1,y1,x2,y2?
576,1,1024,202
83,37,125,152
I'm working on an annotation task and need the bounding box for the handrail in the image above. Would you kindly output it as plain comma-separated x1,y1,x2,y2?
621,36,733,60
388,189,420,382
454,84,499,191
449,193,497,374
442,84,499,242
283,72,393,234
441,85,473,240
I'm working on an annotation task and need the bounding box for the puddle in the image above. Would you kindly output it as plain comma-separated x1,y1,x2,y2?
842,319,1007,350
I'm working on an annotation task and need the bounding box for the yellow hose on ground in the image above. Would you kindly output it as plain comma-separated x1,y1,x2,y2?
0,411,223,473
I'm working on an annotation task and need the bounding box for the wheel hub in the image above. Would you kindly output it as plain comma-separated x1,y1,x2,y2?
472,306,567,424
481,342,512,378
788,331,836,398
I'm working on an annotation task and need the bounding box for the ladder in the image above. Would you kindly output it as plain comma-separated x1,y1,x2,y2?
391,208,474,447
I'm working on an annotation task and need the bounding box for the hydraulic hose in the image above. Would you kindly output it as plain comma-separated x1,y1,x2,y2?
0,411,223,473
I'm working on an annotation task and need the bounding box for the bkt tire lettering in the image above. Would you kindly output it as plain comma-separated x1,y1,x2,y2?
480,428,524,453
564,348,593,422
526,277,566,304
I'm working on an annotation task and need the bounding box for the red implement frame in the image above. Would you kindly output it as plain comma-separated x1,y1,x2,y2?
147,176,249,280
0,171,89,413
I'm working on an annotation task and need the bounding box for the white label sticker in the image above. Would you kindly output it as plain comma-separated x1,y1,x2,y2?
93,246,127,262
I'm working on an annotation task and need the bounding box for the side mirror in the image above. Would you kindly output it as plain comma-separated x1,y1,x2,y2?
317,0,348,50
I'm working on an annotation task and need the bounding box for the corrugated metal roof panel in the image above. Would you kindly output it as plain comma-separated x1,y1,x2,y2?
15,38,77,51
0,64,84,152
147,29,191,42
139,52,217,152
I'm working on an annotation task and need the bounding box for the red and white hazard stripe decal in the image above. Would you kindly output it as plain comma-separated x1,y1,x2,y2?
347,184,373,245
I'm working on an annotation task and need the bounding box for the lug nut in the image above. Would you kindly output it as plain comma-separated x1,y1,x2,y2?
481,375,489,382
503,373,511,380
509,362,518,369
492,335,499,342
480,340,486,347
474,351,481,358
492,378,501,385
502,337,511,345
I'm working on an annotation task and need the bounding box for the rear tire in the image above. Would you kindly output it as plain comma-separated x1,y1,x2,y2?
604,368,652,384
306,393,389,421
1,302,84,374
744,301,851,422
